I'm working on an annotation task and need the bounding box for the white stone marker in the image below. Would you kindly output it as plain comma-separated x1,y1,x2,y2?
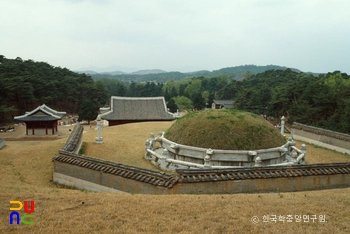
95,114,104,144
281,116,285,136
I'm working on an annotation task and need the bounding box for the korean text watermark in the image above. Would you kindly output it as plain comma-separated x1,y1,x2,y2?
251,215,327,224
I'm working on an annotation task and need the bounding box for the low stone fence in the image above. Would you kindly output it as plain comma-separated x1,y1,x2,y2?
53,150,178,194
0,138,5,150
291,122,350,151
145,132,306,171
61,123,84,153
174,162,350,194
52,150,350,194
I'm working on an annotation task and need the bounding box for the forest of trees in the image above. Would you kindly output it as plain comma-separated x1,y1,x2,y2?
1,55,349,134
0,56,109,123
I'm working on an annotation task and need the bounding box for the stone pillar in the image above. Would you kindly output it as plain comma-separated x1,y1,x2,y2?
95,115,104,144
281,116,285,136
254,156,262,167
299,144,306,164
204,149,213,168
170,143,179,160
144,140,151,159
286,137,296,157
150,133,156,150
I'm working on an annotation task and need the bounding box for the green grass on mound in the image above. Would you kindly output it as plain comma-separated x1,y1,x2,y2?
165,109,286,150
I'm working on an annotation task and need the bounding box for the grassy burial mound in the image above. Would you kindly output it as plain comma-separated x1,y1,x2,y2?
165,109,286,150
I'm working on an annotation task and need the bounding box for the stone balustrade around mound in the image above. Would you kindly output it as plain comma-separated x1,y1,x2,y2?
145,132,306,171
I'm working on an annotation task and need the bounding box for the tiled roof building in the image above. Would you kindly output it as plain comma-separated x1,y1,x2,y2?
14,104,66,135
212,99,235,109
100,96,175,126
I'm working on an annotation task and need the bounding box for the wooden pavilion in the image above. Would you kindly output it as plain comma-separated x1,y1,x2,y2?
14,104,66,135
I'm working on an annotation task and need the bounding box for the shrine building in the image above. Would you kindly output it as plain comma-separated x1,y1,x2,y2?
100,96,175,126
14,104,66,135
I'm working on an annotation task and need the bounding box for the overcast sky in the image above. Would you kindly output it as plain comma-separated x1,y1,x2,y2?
1,0,350,73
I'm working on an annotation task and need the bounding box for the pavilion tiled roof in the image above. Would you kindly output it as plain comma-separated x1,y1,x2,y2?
14,104,66,121
213,99,235,109
100,96,175,121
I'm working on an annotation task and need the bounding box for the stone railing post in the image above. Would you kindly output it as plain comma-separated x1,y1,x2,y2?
144,140,151,159
254,156,262,167
286,137,295,157
170,143,179,160
299,144,306,164
150,133,156,150
204,149,213,168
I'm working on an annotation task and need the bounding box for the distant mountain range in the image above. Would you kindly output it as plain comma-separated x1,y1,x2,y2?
77,65,308,83
76,69,166,75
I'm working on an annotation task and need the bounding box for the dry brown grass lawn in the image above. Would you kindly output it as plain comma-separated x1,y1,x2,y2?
0,121,349,233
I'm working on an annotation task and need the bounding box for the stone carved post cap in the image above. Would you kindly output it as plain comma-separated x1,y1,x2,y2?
281,116,285,120
287,137,295,146
254,156,262,167
96,115,101,121
301,144,306,151
170,144,179,149
162,149,168,156
204,154,211,168
248,151,257,156
206,148,214,155
150,133,155,140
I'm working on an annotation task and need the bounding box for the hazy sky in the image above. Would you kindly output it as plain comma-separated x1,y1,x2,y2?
1,0,350,73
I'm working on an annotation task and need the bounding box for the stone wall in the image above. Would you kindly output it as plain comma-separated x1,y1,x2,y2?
53,151,350,194
53,151,177,194
61,123,83,153
173,164,350,194
0,138,5,150
52,122,350,194
291,122,350,150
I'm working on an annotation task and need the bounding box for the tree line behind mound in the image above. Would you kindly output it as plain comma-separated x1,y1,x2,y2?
1,55,349,134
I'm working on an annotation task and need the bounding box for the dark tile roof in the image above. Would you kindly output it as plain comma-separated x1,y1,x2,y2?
213,99,235,108
14,104,66,121
176,163,350,183
100,96,175,121
54,151,179,188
